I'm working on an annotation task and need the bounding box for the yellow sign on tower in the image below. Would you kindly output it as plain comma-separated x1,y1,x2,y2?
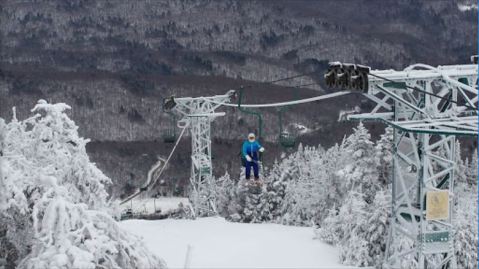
426,190,449,220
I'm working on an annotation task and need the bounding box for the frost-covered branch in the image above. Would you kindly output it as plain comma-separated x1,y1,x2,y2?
0,100,165,268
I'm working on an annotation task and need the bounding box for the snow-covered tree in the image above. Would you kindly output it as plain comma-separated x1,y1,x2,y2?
375,127,393,185
230,141,343,226
280,145,328,226
215,171,269,222
319,142,347,212
360,190,390,263
229,179,267,223
450,144,477,268
453,141,468,185
454,181,478,268
215,171,239,218
315,124,392,267
316,191,368,247
316,190,390,267
233,147,301,224
0,101,165,268
465,148,477,186
337,122,380,203
339,233,370,267
243,185,268,223
388,236,416,269
314,206,342,245
261,159,288,221
20,193,164,269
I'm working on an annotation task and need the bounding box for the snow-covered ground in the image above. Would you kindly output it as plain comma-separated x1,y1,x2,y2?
121,217,355,269
120,197,190,215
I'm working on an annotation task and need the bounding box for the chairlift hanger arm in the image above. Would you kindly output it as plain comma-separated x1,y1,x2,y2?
237,87,263,139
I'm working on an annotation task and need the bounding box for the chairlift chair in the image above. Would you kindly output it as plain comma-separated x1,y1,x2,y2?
162,98,178,143
276,86,300,149
279,131,296,148
162,128,176,143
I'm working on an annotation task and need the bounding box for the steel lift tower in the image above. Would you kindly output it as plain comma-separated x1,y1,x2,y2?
325,59,478,268
163,90,235,217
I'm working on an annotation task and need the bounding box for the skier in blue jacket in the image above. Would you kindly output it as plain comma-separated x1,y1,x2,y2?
242,133,265,181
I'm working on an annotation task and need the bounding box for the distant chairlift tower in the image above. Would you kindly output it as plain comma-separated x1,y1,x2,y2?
325,58,478,269
163,90,235,217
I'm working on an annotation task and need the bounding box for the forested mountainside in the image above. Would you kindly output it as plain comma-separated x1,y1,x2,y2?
1,0,477,197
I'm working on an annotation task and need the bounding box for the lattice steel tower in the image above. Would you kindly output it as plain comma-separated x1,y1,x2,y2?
325,59,478,268
163,90,235,217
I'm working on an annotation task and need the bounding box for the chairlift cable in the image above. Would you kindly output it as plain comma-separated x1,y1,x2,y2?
268,70,317,84
120,124,189,205
291,82,318,88
214,91,351,108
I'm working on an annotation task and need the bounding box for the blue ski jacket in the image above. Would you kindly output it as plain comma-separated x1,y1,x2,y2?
242,140,262,161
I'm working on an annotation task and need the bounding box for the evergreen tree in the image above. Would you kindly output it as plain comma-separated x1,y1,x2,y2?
314,206,342,245
317,190,390,267
315,124,391,267
454,182,478,268
316,191,368,247
244,185,268,223
375,127,394,186
454,141,468,185
465,148,477,185
339,233,370,267
262,152,299,223
362,190,390,262
280,145,328,226
337,122,379,203
320,142,347,213
261,160,288,222
0,101,165,268
234,179,267,223
215,172,236,217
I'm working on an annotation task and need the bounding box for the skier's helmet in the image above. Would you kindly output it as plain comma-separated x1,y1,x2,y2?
248,133,256,142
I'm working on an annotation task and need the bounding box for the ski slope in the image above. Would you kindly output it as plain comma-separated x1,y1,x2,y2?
121,217,355,269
